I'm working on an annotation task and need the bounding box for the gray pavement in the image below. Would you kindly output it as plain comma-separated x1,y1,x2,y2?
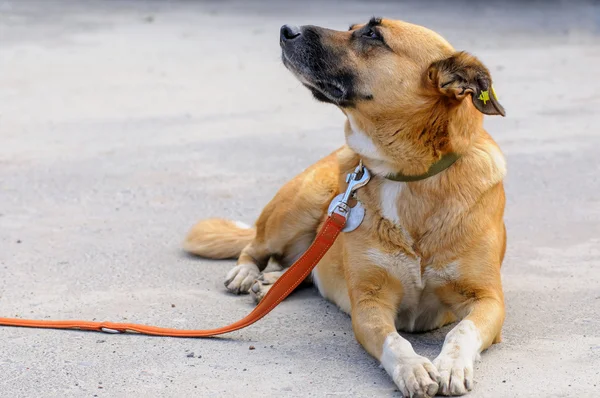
1,1,599,397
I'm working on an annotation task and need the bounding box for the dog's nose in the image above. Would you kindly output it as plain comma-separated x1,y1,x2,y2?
280,25,301,42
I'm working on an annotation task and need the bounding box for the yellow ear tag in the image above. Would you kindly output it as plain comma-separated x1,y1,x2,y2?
491,86,498,100
478,90,490,104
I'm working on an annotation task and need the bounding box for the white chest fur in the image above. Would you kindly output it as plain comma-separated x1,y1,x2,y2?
346,115,385,160
379,179,405,225
347,116,459,331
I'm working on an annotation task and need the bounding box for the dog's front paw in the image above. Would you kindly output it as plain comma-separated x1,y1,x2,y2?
224,263,259,294
390,356,440,398
433,354,473,396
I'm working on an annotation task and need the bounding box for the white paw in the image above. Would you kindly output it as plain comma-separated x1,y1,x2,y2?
433,354,473,396
390,356,440,398
250,271,283,302
250,278,271,302
224,263,259,294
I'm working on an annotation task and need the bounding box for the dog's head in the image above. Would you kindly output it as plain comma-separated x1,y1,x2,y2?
280,18,504,118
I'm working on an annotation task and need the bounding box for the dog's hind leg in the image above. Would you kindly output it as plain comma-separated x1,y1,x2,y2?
224,197,330,295
184,147,358,296
224,239,271,294
225,147,357,296
249,269,285,302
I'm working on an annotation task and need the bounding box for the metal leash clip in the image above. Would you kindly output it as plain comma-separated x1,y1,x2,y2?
327,161,371,232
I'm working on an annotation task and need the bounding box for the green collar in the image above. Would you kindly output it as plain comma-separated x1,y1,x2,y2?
385,152,461,182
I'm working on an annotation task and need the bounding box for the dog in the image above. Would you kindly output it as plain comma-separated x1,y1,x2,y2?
184,18,507,397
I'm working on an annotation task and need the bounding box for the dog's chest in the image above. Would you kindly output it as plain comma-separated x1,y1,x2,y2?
366,248,455,332
363,179,457,332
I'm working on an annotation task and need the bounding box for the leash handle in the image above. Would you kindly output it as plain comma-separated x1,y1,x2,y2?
0,213,346,338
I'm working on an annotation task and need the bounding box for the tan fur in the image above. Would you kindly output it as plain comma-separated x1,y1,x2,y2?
185,18,508,397
183,218,255,259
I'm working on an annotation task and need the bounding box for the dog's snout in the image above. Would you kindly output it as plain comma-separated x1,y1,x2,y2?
280,25,301,42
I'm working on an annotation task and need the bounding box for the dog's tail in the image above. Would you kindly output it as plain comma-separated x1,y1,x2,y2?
183,219,255,259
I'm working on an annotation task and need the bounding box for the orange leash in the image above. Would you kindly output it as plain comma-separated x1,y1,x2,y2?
0,213,345,337
0,163,370,338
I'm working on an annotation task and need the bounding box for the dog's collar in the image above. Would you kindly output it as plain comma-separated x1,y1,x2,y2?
384,152,461,182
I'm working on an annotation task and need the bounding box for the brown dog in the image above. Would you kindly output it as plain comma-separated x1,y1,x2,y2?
184,18,507,397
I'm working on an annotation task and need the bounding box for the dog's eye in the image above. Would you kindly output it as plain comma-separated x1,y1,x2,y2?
362,28,381,40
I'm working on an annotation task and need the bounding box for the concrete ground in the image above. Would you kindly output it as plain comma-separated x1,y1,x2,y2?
1,0,599,397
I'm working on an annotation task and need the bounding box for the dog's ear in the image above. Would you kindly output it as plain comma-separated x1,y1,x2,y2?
427,51,505,116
